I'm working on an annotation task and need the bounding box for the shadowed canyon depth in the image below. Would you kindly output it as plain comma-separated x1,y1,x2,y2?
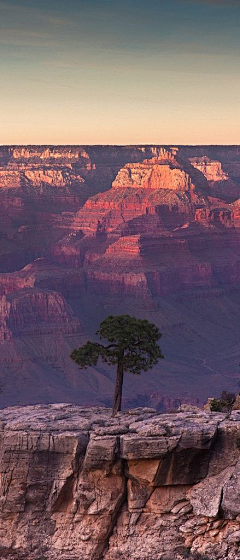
0,145,239,409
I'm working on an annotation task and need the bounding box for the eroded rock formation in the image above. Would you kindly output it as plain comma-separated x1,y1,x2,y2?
0,405,240,560
0,145,240,409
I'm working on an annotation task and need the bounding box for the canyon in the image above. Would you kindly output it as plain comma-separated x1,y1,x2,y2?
0,145,240,408
0,404,240,559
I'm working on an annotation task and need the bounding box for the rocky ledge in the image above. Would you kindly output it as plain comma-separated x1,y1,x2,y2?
0,404,240,560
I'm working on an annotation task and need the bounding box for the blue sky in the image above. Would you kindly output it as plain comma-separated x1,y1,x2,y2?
0,0,239,144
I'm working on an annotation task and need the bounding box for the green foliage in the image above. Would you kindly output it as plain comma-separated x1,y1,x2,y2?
210,398,223,412
71,315,164,413
71,315,163,375
210,391,236,413
71,341,104,368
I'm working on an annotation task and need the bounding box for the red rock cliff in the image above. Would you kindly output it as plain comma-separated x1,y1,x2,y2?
0,145,240,410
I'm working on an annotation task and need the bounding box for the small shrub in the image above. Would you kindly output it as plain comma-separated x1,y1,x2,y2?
210,391,236,414
210,398,223,412
220,390,236,413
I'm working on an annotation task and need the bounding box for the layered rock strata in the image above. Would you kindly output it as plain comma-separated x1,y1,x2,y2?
0,405,240,560
0,145,240,408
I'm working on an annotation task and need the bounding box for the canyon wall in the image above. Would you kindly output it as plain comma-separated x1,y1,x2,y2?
0,405,240,560
0,146,240,408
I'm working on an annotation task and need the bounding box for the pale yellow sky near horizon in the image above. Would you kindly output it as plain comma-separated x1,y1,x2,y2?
0,0,239,145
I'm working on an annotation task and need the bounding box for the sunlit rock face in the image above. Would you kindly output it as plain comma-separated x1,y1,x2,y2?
190,156,229,183
0,145,240,410
112,158,194,191
0,405,240,560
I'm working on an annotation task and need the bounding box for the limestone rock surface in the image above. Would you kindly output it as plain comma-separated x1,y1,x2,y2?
0,405,240,559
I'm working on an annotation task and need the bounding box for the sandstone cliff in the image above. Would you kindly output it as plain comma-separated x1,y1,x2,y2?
0,405,240,560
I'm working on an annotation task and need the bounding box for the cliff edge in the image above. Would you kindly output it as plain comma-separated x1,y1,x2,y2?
0,404,240,560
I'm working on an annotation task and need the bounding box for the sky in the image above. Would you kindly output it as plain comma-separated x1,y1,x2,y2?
0,0,240,145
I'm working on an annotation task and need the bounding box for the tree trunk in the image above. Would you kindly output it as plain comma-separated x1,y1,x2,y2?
112,352,124,416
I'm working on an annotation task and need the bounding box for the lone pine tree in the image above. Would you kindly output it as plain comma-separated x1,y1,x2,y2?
70,314,164,415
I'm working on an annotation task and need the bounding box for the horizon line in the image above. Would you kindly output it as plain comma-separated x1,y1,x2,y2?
1,143,240,148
